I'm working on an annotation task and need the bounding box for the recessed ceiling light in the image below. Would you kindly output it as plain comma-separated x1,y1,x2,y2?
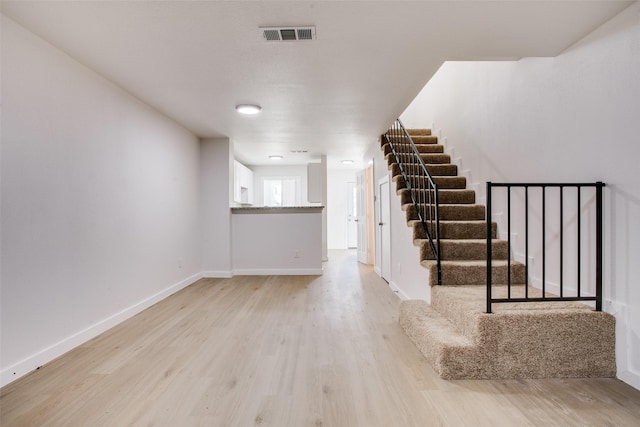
235,104,262,115
269,155,283,160
341,160,354,165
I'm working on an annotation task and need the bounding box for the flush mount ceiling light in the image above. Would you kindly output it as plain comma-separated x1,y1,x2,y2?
341,160,354,165
269,155,283,160
235,104,262,115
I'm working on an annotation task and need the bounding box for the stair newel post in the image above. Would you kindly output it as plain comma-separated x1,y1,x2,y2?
595,182,604,311
486,182,493,314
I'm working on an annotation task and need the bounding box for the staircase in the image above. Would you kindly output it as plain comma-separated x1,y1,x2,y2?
382,128,616,379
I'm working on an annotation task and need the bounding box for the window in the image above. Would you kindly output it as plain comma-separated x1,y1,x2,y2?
263,177,301,207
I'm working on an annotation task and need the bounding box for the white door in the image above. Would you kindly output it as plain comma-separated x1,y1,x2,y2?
356,169,367,264
346,181,357,248
379,176,391,282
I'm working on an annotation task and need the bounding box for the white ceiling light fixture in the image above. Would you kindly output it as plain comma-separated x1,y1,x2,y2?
341,160,354,165
235,104,262,115
269,155,283,160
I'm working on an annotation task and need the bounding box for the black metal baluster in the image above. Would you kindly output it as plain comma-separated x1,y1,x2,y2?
525,186,529,300
507,186,512,298
560,186,564,298
577,187,581,298
542,186,546,299
486,182,493,313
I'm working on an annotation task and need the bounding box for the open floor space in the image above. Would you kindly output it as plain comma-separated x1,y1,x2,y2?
1,251,639,426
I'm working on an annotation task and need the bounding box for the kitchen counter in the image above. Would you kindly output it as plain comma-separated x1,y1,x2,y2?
230,206,324,275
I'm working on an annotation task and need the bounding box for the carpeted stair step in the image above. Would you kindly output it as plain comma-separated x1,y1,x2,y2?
388,153,451,165
401,289,616,379
409,135,438,144
383,143,444,155
398,188,475,205
411,220,495,240
430,285,490,342
382,134,436,148
404,204,485,221
398,300,478,380
432,176,467,189
406,129,432,136
431,284,592,339
422,260,526,286
417,239,509,261
395,175,467,190
389,163,458,177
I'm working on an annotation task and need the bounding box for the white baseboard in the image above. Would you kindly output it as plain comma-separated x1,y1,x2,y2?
0,272,202,388
202,270,233,278
389,281,410,300
619,370,640,391
232,268,323,276
374,266,381,276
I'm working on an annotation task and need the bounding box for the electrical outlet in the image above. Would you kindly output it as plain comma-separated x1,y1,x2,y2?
294,250,300,258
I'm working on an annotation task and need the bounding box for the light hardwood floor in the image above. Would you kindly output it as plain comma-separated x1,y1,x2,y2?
2,250,640,426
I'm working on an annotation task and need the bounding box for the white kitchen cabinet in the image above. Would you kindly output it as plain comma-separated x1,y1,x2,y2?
233,160,254,205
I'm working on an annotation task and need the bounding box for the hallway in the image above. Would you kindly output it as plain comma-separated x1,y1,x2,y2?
1,251,639,426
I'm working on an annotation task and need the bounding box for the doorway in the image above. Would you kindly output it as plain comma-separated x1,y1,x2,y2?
356,169,367,264
346,181,357,249
378,176,391,282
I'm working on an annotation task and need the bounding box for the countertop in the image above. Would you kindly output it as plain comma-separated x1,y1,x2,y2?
231,206,324,214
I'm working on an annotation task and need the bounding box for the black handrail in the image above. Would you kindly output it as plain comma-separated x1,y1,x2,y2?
486,182,604,313
384,119,441,285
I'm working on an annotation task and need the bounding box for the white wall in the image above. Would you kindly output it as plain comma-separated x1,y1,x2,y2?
327,168,357,249
400,2,640,389
1,16,202,386
365,137,432,299
200,138,233,277
389,185,430,301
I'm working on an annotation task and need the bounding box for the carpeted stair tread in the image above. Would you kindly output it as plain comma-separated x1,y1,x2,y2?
399,301,477,379
395,176,467,190
388,153,451,165
406,129,432,136
401,297,616,379
430,285,596,343
389,163,458,177
410,135,438,144
404,203,485,221
411,220,496,240
383,143,444,155
416,238,509,261
422,260,526,286
382,135,437,149
398,188,475,205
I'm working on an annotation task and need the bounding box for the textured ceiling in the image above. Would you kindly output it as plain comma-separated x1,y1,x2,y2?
1,0,633,168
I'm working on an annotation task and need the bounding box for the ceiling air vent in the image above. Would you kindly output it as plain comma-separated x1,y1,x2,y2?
260,26,316,42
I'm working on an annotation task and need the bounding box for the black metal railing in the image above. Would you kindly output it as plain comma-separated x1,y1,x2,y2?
486,182,604,313
384,119,441,285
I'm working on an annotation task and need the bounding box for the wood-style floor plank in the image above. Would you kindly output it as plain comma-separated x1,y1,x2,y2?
2,250,640,426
